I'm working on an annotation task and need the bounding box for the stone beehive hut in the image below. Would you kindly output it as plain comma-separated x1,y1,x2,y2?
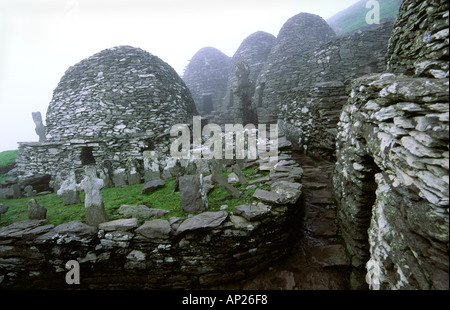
182,47,231,116
253,13,336,124
15,45,197,185
215,31,276,125
46,45,197,141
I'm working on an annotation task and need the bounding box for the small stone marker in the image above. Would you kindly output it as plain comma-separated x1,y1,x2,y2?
27,199,47,220
232,164,248,184
179,175,208,213
57,170,81,205
211,172,240,198
0,203,8,219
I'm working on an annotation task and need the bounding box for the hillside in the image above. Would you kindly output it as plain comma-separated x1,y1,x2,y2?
0,150,17,182
327,0,402,36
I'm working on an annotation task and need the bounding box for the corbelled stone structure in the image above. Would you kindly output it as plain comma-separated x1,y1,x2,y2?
216,31,276,125
279,21,394,158
334,0,449,290
182,47,230,116
14,46,197,185
253,13,336,125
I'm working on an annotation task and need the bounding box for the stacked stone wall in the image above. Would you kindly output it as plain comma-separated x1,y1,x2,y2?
0,161,303,289
333,0,449,290
279,21,394,159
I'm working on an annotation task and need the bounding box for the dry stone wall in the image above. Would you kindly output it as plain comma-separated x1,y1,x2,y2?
386,0,449,78
279,21,394,159
333,0,449,290
0,159,303,289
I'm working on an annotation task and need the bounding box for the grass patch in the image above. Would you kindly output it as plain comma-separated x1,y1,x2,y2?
0,150,18,167
0,167,269,228
327,0,402,36
0,150,18,183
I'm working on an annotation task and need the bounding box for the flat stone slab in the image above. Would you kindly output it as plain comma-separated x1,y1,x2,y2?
35,220,97,243
211,172,240,198
177,211,228,233
0,219,49,239
233,203,271,221
141,179,165,194
253,189,293,205
99,218,139,232
270,180,302,204
135,219,171,239
118,205,169,219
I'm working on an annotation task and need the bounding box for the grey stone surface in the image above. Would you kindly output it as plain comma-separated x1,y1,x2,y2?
27,199,47,220
233,203,271,221
177,211,228,233
14,45,198,188
182,47,230,116
140,179,165,194
31,111,46,143
98,218,139,232
179,175,208,213
211,172,240,199
79,166,108,227
118,205,169,219
333,0,449,289
135,219,171,239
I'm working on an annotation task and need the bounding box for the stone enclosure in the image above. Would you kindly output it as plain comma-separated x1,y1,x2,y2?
0,158,304,289
0,0,448,290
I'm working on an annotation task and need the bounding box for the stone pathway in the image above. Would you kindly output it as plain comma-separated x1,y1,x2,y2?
215,153,351,290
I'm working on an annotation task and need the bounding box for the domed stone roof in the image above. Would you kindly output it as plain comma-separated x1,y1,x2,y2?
45,45,197,141
221,31,276,112
254,13,336,124
182,47,231,115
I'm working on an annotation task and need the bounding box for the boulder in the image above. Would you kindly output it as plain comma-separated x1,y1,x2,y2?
19,174,52,193
35,220,97,242
252,189,285,205
177,211,228,233
141,179,165,194
135,219,171,239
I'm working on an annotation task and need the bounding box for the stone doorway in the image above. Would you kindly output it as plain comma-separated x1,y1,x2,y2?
80,146,96,166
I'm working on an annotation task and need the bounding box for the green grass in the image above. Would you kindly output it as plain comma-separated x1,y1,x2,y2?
0,150,18,182
0,150,18,167
326,0,402,36
0,167,269,228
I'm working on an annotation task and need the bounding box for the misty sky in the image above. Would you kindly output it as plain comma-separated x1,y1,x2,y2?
0,0,361,152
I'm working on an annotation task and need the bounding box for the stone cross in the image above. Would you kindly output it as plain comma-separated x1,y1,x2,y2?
32,111,47,143
78,166,108,227
57,170,81,205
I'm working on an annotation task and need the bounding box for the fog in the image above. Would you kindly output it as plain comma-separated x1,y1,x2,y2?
0,0,360,152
